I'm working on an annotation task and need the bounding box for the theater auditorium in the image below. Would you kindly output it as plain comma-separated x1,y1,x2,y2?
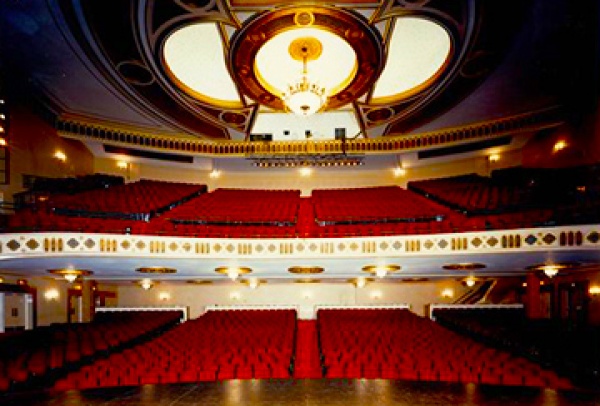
0,0,599,404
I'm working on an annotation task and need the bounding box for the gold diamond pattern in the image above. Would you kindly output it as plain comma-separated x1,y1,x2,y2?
268,244,276,252
214,244,222,252
543,233,557,245
256,245,264,252
66,238,79,249
182,242,191,252
350,242,359,251
309,243,317,252
136,241,146,250
226,244,235,252
296,244,305,252
121,240,131,250
7,240,20,251
85,238,96,249
169,242,179,251
338,243,346,251
424,240,434,249
26,239,40,250
487,237,499,247
471,237,482,248
393,241,402,250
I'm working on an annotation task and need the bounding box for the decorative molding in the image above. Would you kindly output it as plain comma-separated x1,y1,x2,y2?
0,225,596,263
57,106,563,157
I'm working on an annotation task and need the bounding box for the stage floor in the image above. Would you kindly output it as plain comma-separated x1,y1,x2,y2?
2,379,600,405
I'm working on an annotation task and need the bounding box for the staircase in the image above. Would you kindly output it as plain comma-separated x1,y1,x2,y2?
293,320,323,378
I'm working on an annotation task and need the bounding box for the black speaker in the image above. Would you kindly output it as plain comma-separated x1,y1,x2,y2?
305,130,312,139
250,133,273,141
335,128,346,140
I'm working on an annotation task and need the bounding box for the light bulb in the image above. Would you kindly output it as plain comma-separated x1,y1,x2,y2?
375,268,387,278
356,277,366,288
465,278,476,287
228,268,240,281
140,279,153,290
248,278,259,289
64,273,77,283
543,266,559,278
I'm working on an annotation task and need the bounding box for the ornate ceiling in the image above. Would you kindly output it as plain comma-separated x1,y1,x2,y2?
52,0,533,141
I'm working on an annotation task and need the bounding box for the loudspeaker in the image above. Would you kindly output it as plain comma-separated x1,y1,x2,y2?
334,128,346,140
249,133,273,141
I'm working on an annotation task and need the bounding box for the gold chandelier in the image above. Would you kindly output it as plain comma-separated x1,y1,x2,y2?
281,37,327,116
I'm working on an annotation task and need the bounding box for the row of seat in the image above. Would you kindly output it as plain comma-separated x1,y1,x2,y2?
54,309,297,391
318,309,572,389
0,311,182,392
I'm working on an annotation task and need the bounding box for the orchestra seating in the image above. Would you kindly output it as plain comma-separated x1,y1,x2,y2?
53,309,296,390
432,307,600,387
0,311,181,392
317,309,572,388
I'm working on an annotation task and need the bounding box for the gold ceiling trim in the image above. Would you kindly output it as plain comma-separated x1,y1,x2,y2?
186,279,214,285
135,267,177,274
47,269,93,278
215,266,252,275
442,263,486,271
228,6,384,112
288,266,325,274
294,278,321,283
57,105,563,157
362,264,401,274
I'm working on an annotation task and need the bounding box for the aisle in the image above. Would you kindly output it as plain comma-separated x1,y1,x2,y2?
293,320,323,378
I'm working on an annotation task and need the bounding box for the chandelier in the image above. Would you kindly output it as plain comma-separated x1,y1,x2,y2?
281,37,327,116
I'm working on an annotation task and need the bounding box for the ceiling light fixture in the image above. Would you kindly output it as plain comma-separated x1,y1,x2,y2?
362,264,401,279
215,266,252,281
48,268,93,283
526,262,579,278
139,279,155,290
281,37,326,116
465,277,476,287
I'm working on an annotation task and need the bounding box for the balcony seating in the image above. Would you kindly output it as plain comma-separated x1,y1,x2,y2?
317,309,572,389
53,309,296,390
166,188,301,225
49,180,206,220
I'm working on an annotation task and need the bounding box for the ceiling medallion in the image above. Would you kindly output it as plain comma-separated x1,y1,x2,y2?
229,6,384,114
215,266,252,281
47,268,93,283
442,263,486,271
362,264,401,278
135,267,177,274
526,262,580,278
288,266,325,274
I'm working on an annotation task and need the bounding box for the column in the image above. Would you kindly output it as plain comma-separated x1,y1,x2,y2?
525,272,542,319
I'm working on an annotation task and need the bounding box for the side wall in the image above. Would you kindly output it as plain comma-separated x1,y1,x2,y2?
115,280,471,319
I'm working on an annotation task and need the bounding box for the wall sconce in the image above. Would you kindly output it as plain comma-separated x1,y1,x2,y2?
441,288,454,299
158,291,171,301
209,169,221,179
589,286,600,296
488,154,500,163
299,167,313,177
553,140,567,153
370,291,382,300
54,150,67,162
393,167,406,177
44,288,60,301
